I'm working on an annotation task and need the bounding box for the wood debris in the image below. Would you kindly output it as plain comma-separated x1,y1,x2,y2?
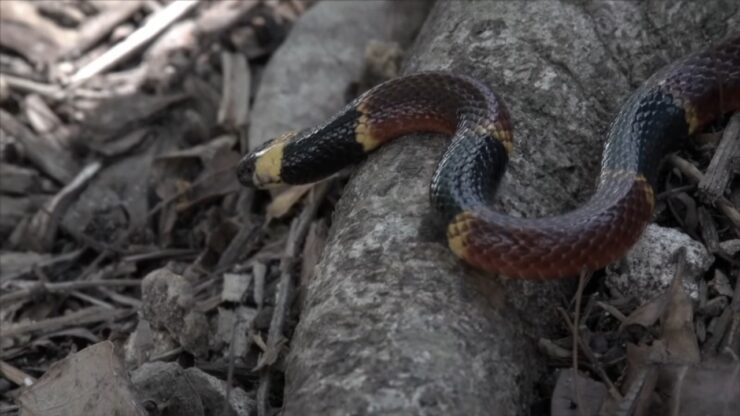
1,1,313,414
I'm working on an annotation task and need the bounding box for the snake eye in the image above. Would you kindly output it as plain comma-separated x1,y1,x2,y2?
237,137,280,187
237,152,257,186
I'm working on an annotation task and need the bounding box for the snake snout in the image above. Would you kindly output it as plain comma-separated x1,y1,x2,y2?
237,152,257,187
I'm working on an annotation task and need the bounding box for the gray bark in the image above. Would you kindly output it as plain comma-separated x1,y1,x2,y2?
283,1,738,415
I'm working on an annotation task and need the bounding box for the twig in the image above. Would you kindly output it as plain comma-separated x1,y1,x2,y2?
96,287,142,309
148,347,183,362
572,270,589,416
253,261,267,310
3,306,132,338
69,290,115,309
122,248,199,263
216,222,263,271
57,221,127,255
595,301,627,323
557,307,622,401
0,279,141,305
656,184,696,201
0,360,36,386
218,51,251,128
224,301,246,413
698,112,740,203
668,154,740,231
78,250,113,281
62,0,145,58
0,73,64,100
255,182,330,416
146,164,238,219
719,269,740,359
69,0,199,85
0,248,84,285
75,244,196,287
27,161,102,251
0,109,78,183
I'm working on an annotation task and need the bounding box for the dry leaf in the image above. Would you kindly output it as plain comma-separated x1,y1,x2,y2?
17,341,145,415
551,369,607,416
266,184,314,219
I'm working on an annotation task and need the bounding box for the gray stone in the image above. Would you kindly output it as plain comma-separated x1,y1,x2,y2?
718,239,740,256
606,224,714,302
140,268,209,356
131,361,254,416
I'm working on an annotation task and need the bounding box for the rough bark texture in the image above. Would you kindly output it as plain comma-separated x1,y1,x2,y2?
283,1,738,415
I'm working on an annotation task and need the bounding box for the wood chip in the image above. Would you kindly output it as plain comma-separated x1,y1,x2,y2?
697,207,720,253
0,1,76,63
216,305,256,358
4,306,131,338
23,161,101,252
222,273,253,303
0,109,78,184
22,94,63,135
0,163,49,194
218,51,251,129
668,154,740,231
69,0,199,85
61,0,144,58
699,113,740,203
0,360,36,387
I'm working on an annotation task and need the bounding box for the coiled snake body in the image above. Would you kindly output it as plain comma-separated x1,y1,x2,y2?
238,37,740,279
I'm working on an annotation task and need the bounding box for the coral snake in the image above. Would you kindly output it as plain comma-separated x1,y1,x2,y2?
237,36,740,279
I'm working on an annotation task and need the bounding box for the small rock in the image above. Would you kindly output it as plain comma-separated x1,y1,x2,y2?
132,362,203,416
124,319,154,367
606,224,713,302
708,269,734,298
551,369,607,416
221,272,252,302
214,306,256,356
718,239,740,256
185,366,255,416
697,296,728,317
18,342,145,416
141,268,209,356
131,361,255,416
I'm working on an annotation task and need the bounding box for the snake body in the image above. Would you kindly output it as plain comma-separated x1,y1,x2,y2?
238,37,740,279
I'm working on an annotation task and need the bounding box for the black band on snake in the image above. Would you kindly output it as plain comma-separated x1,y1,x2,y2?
237,36,740,280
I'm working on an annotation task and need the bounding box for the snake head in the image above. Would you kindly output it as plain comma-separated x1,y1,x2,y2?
236,150,259,187
237,131,298,188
